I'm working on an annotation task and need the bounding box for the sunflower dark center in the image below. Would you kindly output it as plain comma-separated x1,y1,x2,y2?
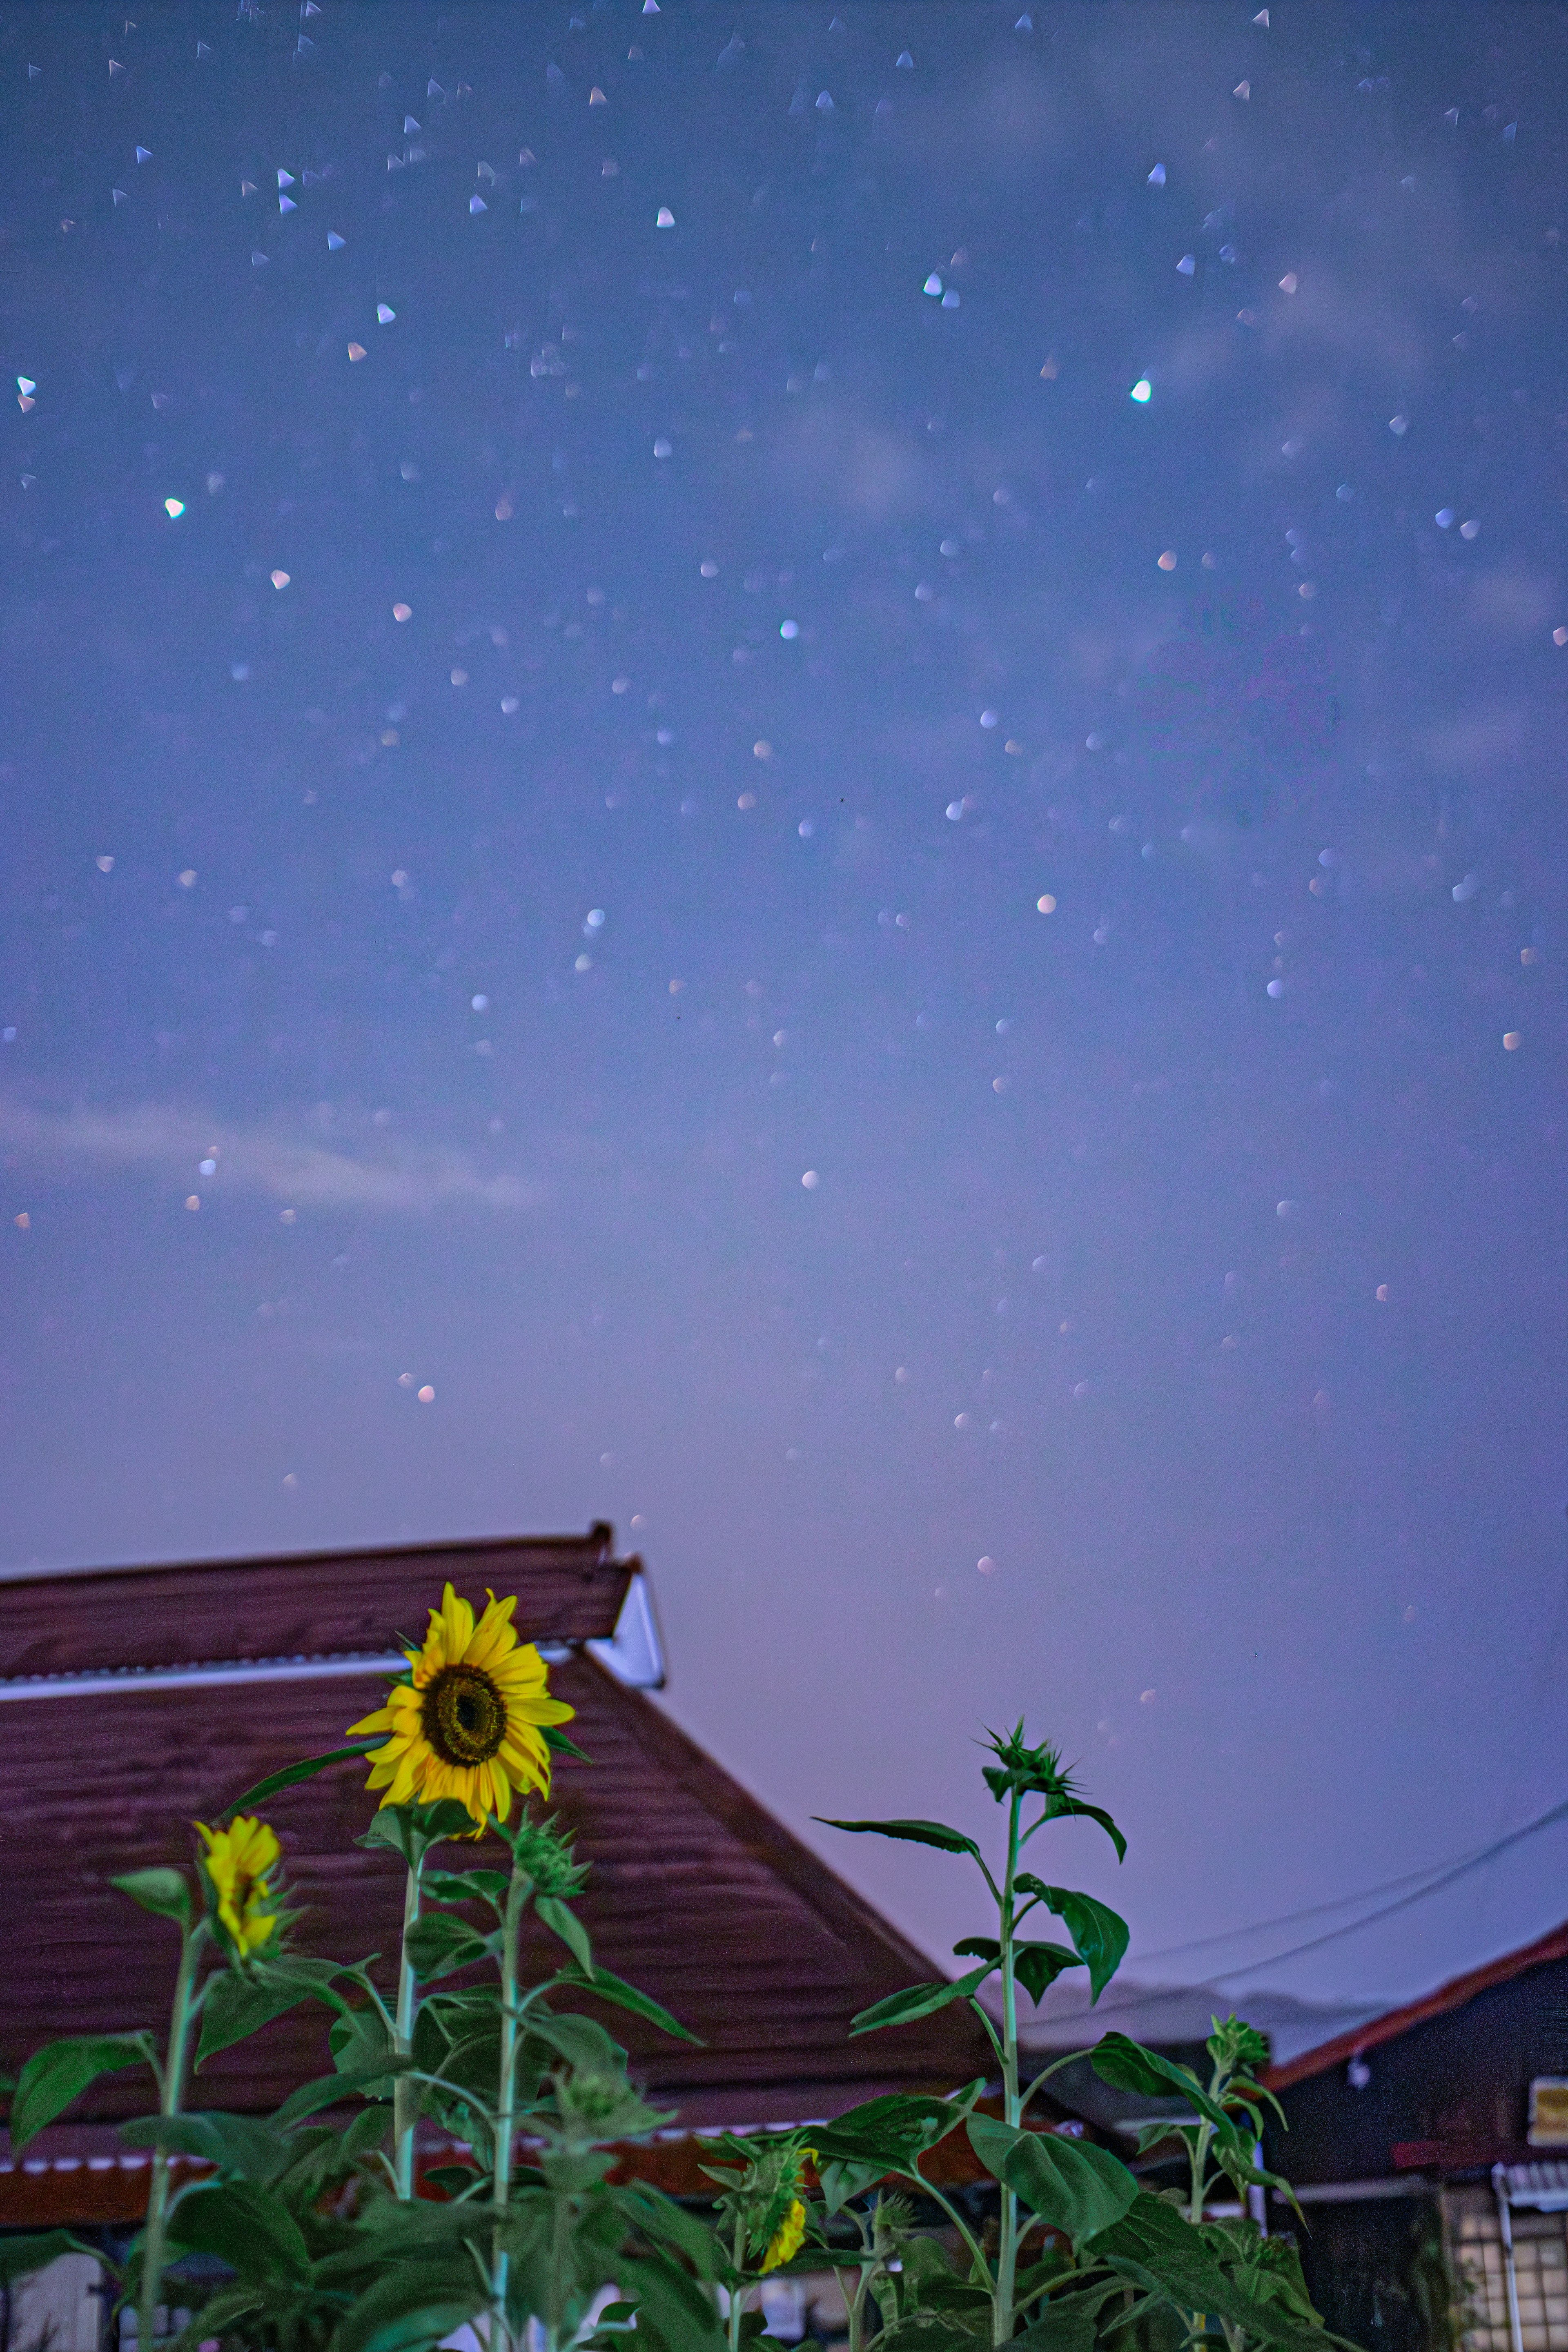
422,1664,507,1767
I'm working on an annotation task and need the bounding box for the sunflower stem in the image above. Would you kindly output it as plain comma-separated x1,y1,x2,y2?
393,1855,425,2201
993,1781,1023,2348
490,1859,530,2352
138,1915,206,2352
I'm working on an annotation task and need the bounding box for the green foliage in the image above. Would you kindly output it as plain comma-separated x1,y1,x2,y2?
218,1737,384,1821
111,1867,194,1929
968,2116,1138,2250
11,1702,1354,2352
9,2032,152,2149
356,1798,475,1868
815,1816,984,1861
0,2232,99,2287
552,1956,704,2044
167,2179,313,2282
849,1964,992,2036
1014,1883,1131,2003
197,1953,356,2064
1091,2197,1327,2351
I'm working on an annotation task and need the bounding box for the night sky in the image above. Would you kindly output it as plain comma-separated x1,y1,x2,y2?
2,1,1565,2026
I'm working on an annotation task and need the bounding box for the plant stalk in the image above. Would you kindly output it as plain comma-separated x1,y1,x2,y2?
994,1786,1023,2346
491,1866,529,2352
393,1856,425,2201
138,1920,205,2352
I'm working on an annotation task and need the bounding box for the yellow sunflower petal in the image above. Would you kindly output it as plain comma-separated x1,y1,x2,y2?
345,1705,395,1738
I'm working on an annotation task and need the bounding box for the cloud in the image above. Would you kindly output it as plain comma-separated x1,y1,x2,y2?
0,1096,539,1215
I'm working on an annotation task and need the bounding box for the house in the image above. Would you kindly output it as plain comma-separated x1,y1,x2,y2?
1260,1923,1568,2352
0,1524,996,2239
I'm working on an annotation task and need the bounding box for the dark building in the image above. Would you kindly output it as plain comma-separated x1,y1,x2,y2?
1261,1926,1568,2352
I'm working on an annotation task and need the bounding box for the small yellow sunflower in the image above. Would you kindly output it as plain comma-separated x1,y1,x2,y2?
762,2150,815,2273
762,2197,808,2274
347,1584,575,1832
196,1815,282,1956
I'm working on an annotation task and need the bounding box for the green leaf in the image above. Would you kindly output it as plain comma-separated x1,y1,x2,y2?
876,2321,983,2352
9,2035,151,2150
952,1936,1001,1963
543,1722,592,1764
167,2180,312,2283
613,2250,727,2352
403,1911,499,1981
120,2112,288,2183
198,1955,351,2064
218,1738,383,1822
553,1960,703,2045
536,1894,594,1973
1016,1884,1131,2004
1034,1795,1128,1864
610,2181,719,2278
1013,2288,1125,2352
110,1867,193,1929
331,2262,486,2352
525,2008,624,2076
967,2116,1137,2250
810,2083,985,2171
849,1964,991,2037
816,1816,982,1862
1089,2194,1325,2351
1087,2035,1230,2129
422,1868,511,1910
273,2060,417,2130
1014,1943,1088,2006
356,1798,476,1867
0,2233,99,2287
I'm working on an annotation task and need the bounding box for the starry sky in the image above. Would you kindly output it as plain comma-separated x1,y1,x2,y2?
1,0,1565,2025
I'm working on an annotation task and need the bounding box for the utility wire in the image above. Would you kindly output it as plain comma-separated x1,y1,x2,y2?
1204,1792,1568,1982
1132,1852,1486,1965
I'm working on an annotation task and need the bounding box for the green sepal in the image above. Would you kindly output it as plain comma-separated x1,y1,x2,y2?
968,2115,1137,2250
543,1722,593,1764
8,2034,153,2150
849,1963,991,2036
356,1798,475,1866
110,1867,193,1929
816,1816,983,1862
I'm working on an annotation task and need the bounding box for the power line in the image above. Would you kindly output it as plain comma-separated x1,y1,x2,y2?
1132,1852,1486,1966
1205,1793,1568,1982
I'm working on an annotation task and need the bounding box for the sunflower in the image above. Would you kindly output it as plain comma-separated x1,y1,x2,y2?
347,1584,575,1832
196,1815,283,1957
762,2196,808,2274
761,2149,816,2273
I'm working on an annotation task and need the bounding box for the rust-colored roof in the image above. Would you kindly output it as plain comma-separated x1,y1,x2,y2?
0,1523,630,1677
1263,1917,1568,2090
0,1533,991,2223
